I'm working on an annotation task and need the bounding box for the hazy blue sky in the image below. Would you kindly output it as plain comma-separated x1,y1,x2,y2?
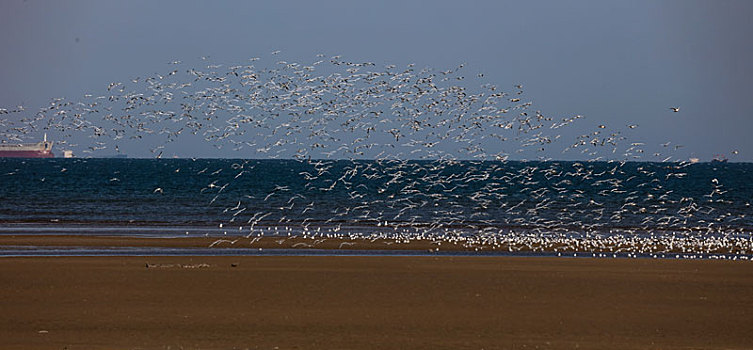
1,0,752,161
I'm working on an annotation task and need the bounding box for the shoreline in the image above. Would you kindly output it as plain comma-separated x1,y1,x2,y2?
1,234,752,260
1,255,752,349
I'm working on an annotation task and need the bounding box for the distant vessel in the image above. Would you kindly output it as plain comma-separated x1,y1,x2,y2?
712,154,728,163
0,134,54,158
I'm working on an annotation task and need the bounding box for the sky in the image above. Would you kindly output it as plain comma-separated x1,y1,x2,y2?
1,0,752,161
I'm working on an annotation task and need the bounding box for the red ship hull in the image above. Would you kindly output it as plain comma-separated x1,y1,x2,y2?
0,150,54,158
0,135,55,158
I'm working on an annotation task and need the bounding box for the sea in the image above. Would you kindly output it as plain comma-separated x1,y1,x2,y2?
1,158,752,258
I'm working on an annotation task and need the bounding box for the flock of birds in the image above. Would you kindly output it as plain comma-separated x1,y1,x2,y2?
192,158,751,260
1,52,750,259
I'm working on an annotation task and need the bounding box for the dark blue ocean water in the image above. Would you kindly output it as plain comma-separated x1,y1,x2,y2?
1,158,752,256
2,158,751,230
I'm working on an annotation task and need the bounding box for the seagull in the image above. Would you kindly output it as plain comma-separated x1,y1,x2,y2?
669,107,680,112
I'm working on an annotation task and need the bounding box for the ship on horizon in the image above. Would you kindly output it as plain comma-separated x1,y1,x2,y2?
712,154,728,163
0,134,54,158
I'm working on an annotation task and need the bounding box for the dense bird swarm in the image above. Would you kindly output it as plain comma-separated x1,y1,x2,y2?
1,52,750,259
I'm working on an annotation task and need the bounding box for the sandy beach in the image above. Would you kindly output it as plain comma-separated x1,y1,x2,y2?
1,252,751,349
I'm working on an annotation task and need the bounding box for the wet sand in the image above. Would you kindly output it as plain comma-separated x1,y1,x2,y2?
0,234,458,251
2,234,749,256
1,255,752,350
